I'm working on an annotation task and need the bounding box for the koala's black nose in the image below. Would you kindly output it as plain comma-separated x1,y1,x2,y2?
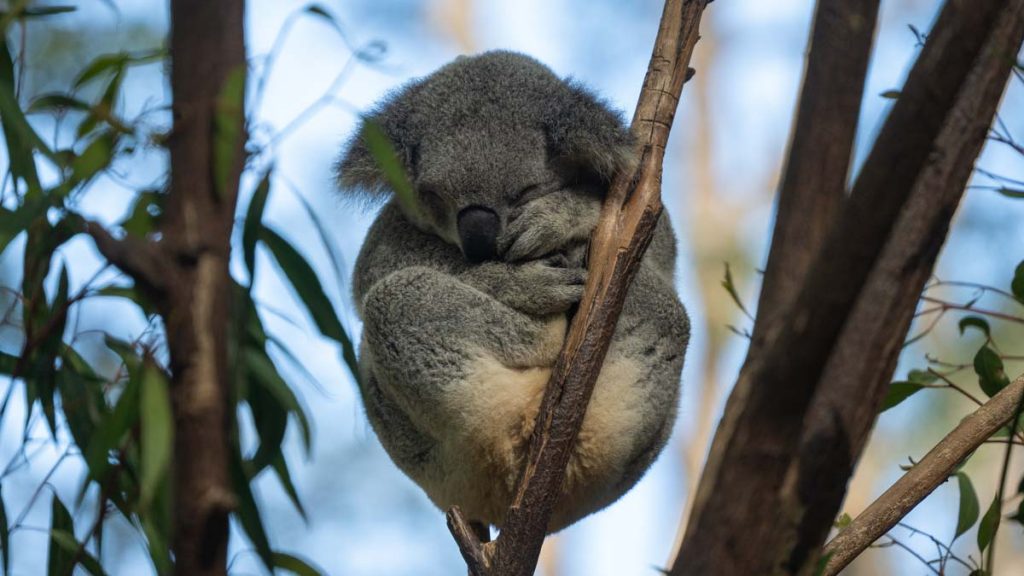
457,206,499,263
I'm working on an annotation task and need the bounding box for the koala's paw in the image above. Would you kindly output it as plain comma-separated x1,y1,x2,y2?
509,255,586,316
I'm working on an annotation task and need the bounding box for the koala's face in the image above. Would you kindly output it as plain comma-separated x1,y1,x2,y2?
338,51,634,263
414,126,575,262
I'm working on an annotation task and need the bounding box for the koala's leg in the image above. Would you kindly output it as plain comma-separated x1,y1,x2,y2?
360,265,567,522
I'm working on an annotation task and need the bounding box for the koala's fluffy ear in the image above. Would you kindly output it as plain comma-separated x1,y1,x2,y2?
545,82,636,182
335,84,421,200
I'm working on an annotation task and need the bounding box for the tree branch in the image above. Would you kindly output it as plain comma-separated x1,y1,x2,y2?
672,0,1019,573
444,2,712,575
821,373,1024,575
82,219,170,299
751,0,878,344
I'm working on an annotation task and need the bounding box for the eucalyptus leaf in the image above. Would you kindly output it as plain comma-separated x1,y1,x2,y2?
273,551,325,576
880,381,925,412
213,65,246,199
958,315,991,338
974,346,1010,398
977,495,1000,554
139,360,173,510
47,495,76,576
955,472,980,540
243,170,272,279
1012,260,1024,303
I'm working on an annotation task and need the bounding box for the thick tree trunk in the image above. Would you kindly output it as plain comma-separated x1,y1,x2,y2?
671,0,1023,574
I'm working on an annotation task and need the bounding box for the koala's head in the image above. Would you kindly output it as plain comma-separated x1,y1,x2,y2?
337,50,634,263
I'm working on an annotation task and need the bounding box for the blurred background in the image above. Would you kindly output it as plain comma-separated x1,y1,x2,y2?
1,0,1023,574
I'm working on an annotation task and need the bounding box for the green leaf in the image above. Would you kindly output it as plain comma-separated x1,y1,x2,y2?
83,345,140,482
907,369,938,384
140,514,173,575
27,92,90,113
1012,260,1024,303
880,89,901,99
213,65,247,200
977,495,1000,554
273,552,325,576
243,170,272,279
995,187,1024,199
259,227,351,349
721,262,751,319
0,193,49,258
48,494,76,576
56,130,118,196
271,453,307,520
246,346,311,452
231,449,274,573
73,53,128,89
955,472,980,540
881,381,925,412
139,360,173,511
57,349,107,451
361,119,418,214
0,35,53,191
119,190,163,238
974,346,1010,398
49,529,107,576
958,316,991,339
0,483,9,575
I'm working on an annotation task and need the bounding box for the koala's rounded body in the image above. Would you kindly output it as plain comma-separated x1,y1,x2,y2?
339,51,689,532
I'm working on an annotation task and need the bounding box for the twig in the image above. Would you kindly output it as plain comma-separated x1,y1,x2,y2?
821,373,1024,575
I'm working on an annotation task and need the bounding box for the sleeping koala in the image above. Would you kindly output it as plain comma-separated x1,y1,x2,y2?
338,51,689,532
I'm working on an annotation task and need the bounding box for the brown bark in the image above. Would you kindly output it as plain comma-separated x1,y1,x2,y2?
85,1,247,574
791,3,1024,570
751,0,878,344
446,1,712,575
671,1,1018,574
163,2,247,574
822,374,1024,575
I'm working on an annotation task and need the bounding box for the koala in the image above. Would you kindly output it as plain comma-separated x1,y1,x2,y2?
337,51,689,532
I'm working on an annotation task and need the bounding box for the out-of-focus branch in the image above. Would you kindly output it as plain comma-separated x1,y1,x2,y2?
791,3,1024,570
672,1,1017,574
445,2,712,575
750,0,877,344
822,374,1024,575
82,219,170,298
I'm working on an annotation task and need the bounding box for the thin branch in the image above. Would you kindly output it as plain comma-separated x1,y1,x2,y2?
82,220,169,299
445,2,712,575
821,373,1024,575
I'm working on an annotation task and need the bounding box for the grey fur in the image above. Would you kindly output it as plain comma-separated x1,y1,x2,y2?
338,51,689,532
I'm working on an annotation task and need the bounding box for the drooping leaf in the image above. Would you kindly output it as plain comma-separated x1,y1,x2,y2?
83,343,141,482
1012,260,1024,303
58,347,108,452
880,381,925,412
246,346,311,452
273,551,325,576
47,494,76,576
243,170,272,279
0,193,49,258
721,262,751,319
139,360,173,510
49,529,107,576
0,35,54,191
271,453,307,520
955,472,980,540
361,119,417,214
27,92,90,114
995,187,1024,199
974,346,1010,398
958,316,991,339
0,483,9,575
213,65,247,200
977,495,1001,554
259,227,358,383
231,448,274,573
